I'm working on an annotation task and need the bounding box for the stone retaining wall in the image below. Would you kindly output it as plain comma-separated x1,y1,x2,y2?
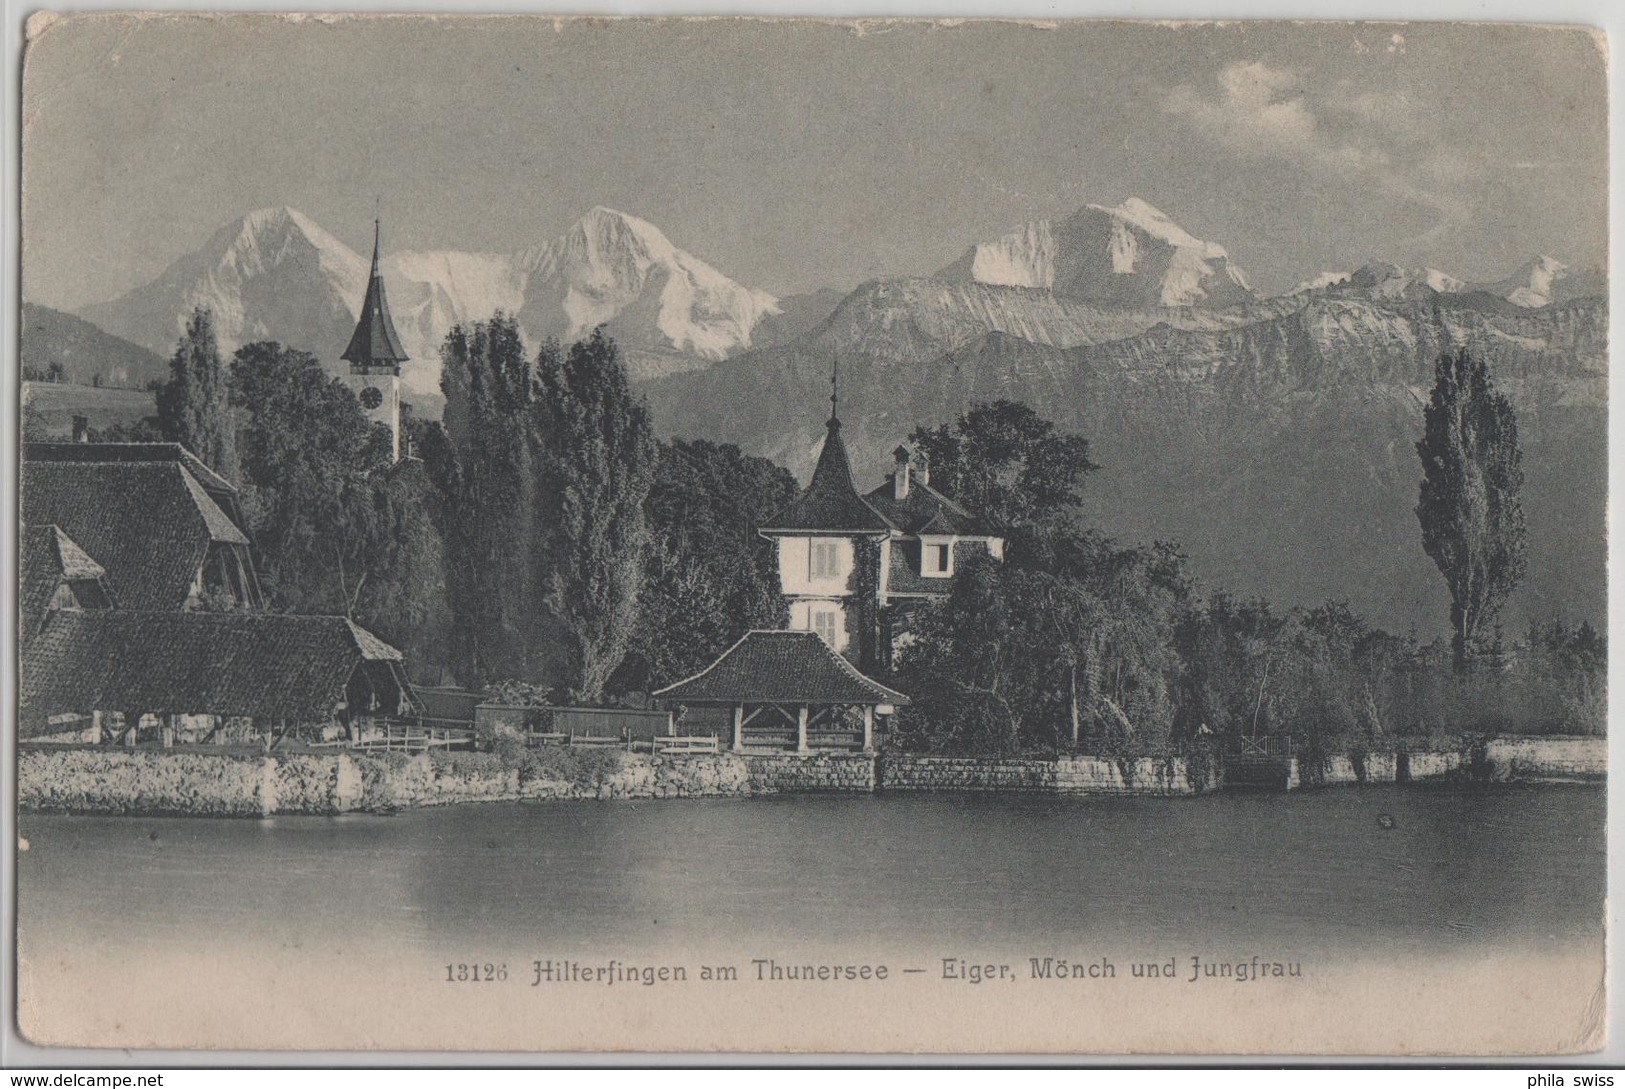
747,753,877,793
877,754,1218,795
1483,737,1605,781
1291,737,1604,787
17,737,1605,816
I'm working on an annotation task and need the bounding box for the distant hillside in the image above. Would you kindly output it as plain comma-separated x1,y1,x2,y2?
22,382,158,439
646,283,1605,636
21,303,169,389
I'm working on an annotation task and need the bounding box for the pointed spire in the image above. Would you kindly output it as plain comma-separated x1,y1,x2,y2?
342,215,410,370
829,354,840,429
757,353,893,535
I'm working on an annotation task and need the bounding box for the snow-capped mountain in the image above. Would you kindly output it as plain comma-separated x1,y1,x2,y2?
80,207,370,382
80,206,783,397
1286,256,1607,309
1342,261,1467,301
938,198,1256,308
1469,255,1607,308
1289,271,1352,295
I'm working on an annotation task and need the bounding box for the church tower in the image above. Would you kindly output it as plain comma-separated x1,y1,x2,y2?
341,219,410,462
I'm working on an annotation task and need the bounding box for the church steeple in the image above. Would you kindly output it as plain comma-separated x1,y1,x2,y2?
340,216,409,463
341,217,410,374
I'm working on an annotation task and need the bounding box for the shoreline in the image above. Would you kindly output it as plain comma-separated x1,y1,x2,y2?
15,737,1605,818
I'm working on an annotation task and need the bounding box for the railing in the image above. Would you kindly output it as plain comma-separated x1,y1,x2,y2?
353,721,478,753
652,735,720,755
1230,734,1294,759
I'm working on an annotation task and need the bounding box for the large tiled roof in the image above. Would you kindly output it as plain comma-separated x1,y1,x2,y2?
759,420,893,535
21,525,110,637
20,611,406,734
652,630,910,706
863,476,995,537
21,451,249,610
23,442,238,496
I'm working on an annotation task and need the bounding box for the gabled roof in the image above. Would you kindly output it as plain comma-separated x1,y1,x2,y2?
21,525,111,637
21,451,249,610
652,630,910,706
759,419,894,535
341,220,410,368
20,611,407,734
23,442,238,496
862,476,996,537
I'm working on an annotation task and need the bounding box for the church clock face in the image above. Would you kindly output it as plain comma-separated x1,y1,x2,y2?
358,385,384,410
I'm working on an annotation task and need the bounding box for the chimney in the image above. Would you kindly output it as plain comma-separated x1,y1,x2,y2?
71,415,89,443
913,447,930,489
892,444,912,499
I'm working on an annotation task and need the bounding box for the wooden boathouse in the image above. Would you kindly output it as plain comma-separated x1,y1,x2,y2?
652,629,909,754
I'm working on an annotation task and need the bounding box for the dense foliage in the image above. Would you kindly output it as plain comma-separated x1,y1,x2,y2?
132,305,1596,740
427,315,545,685
1416,347,1528,674
613,439,797,694
894,532,1189,755
531,330,658,702
908,399,1098,531
157,308,238,480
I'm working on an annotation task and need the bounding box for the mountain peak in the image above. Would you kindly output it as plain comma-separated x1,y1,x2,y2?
942,199,1254,307
1087,198,1223,258
1474,253,1586,308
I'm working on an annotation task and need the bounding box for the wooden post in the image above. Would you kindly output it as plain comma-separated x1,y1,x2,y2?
161,715,175,749
797,705,810,754
863,705,875,753
90,710,103,745
732,705,744,753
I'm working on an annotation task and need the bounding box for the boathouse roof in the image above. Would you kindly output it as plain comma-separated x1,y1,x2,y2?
651,630,910,707
19,611,409,734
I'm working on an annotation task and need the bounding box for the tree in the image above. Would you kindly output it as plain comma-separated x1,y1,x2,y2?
1416,347,1527,674
896,531,1186,755
908,400,1097,531
157,308,237,480
351,443,454,684
426,315,542,686
530,329,658,702
613,439,797,693
229,341,381,614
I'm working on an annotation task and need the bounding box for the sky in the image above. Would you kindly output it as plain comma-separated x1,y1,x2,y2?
20,16,1608,311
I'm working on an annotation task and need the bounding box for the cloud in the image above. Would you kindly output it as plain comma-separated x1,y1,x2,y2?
1162,61,1468,241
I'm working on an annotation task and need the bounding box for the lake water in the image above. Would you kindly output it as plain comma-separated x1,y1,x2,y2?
18,784,1604,963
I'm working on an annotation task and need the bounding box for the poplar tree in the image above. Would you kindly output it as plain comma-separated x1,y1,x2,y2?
1415,347,1527,675
531,329,657,702
157,307,238,480
430,315,541,685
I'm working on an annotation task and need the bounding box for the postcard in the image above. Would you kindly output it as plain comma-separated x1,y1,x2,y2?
13,13,1608,1056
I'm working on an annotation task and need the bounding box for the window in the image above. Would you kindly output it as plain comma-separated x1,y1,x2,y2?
810,540,841,579
923,541,953,576
812,608,841,648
